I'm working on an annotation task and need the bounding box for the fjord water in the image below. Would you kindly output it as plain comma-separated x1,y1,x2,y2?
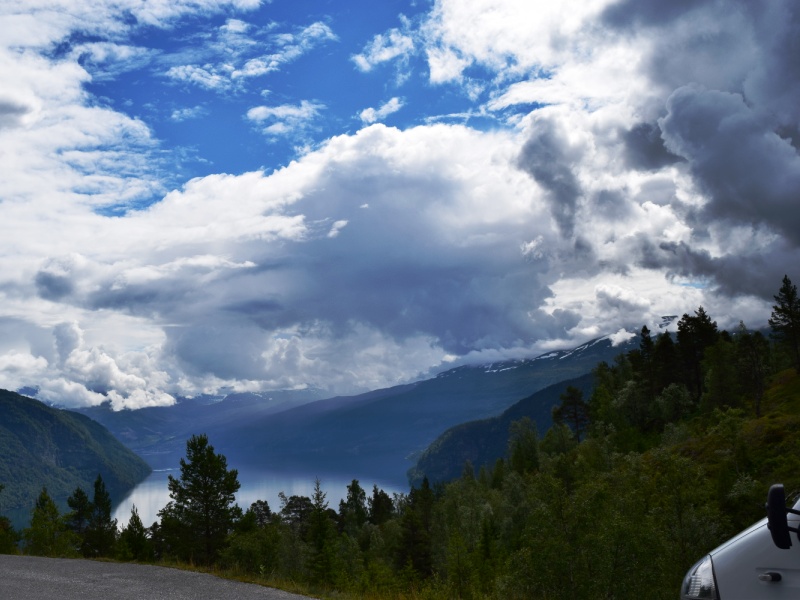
112,465,407,527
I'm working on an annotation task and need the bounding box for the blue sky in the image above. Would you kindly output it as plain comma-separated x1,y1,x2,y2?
83,0,510,190
1,0,800,409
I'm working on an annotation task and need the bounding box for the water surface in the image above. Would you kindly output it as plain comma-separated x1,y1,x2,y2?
113,466,407,527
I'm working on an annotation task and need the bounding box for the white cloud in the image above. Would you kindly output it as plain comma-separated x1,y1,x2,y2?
421,0,612,80
247,100,325,139
359,97,404,124
425,46,472,84
352,28,414,72
165,20,336,91
0,1,262,48
166,64,231,90
170,105,207,121
68,42,156,82
609,328,636,346
327,220,348,238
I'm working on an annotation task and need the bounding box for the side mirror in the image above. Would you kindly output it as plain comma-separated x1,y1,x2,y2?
766,484,800,550
767,484,792,549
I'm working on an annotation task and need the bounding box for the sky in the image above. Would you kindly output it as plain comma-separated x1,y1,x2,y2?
1,0,799,410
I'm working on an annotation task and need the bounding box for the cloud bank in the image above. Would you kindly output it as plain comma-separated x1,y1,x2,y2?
0,0,798,409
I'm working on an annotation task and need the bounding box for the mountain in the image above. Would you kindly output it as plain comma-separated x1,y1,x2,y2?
407,373,596,486
70,335,634,485
0,389,151,525
76,388,323,469
204,336,635,480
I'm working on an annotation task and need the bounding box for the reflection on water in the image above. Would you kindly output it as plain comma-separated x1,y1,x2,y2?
113,466,407,528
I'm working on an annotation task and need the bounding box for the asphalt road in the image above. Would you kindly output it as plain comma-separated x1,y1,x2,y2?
0,555,315,600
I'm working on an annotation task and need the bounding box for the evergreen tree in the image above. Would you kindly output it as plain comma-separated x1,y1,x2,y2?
23,487,77,557
368,485,394,526
635,325,657,399
552,386,589,442
279,492,313,536
677,307,719,400
508,417,539,474
397,477,434,577
248,500,272,528
118,505,153,561
769,275,800,370
65,486,92,544
735,322,770,417
83,475,117,557
338,479,368,537
308,478,337,584
158,434,241,564
652,332,680,393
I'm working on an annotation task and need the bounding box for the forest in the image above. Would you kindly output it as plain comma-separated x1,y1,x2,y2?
1,275,799,599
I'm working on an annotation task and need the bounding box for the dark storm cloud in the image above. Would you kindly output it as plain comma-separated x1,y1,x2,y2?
517,119,583,238
34,270,74,301
164,322,270,381
599,0,800,301
225,299,284,316
741,1,800,126
657,241,800,301
88,285,166,312
621,122,682,172
294,242,551,356
601,0,703,28
659,85,800,246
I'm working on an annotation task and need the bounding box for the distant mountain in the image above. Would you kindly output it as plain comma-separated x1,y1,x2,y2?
70,336,634,484
205,336,635,480
407,373,596,486
0,389,151,524
76,388,323,469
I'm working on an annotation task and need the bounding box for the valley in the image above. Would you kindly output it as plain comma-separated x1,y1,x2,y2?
77,335,636,484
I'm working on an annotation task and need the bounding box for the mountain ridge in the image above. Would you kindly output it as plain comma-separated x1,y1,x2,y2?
408,372,596,485
0,389,151,526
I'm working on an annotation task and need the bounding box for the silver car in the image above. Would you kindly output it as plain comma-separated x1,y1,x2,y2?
682,484,800,599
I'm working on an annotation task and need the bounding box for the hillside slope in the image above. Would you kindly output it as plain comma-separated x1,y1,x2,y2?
408,373,595,485
0,390,151,517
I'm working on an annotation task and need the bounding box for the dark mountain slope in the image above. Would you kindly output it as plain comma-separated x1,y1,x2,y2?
408,373,595,485
0,390,151,517
210,337,633,479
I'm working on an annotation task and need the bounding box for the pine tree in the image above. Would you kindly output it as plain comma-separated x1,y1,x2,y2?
83,475,117,557
769,275,800,370
652,331,680,392
66,486,92,541
508,417,539,474
158,434,241,564
397,477,434,577
338,479,368,537
735,322,770,417
367,485,394,526
552,386,589,442
23,487,77,557
308,478,337,585
119,505,153,561
248,500,272,528
677,306,719,400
